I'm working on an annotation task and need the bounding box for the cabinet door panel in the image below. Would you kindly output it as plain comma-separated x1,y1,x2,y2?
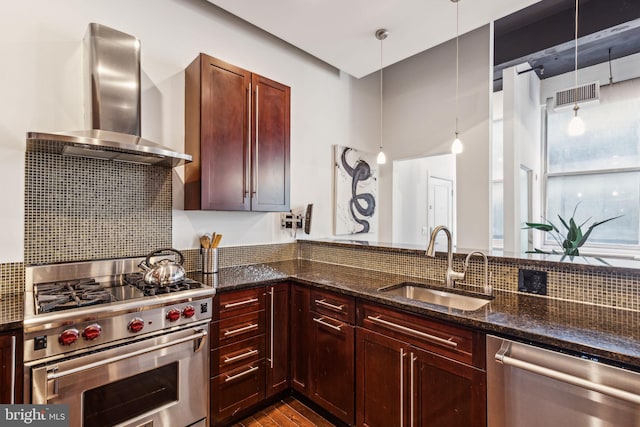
411,346,486,427
290,284,310,395
251,74,290,212
210,362,265,426
201,57,251,211
356,328,408,427
310,313,354,425
0,332,21,404
266,283,290,397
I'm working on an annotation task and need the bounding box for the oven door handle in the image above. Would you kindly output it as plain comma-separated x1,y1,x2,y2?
47,329,208,381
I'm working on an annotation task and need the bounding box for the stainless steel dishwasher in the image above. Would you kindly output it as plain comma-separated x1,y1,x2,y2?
487,335,640,427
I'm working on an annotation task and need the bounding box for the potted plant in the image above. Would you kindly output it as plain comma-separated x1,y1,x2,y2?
524,203,622,257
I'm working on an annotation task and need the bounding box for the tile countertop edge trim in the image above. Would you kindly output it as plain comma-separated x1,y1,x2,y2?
209,263,640,370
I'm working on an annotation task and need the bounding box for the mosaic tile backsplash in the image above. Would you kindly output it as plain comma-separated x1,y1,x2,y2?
298,241,640,312
24,152,171,265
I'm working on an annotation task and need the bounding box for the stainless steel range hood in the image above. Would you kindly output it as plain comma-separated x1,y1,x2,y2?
27,23,191,168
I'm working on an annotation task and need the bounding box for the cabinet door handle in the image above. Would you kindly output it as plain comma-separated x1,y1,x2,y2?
312,316,343,332
224,349,259,364
366,315,458,349
224,323,258,337
10,335,16,404
253,84,259,197
224,365,259,383
245,83,251,200
224,297,259,309
410,352,417,427
315,299,345,312
400,348,405,427
268,288,274,369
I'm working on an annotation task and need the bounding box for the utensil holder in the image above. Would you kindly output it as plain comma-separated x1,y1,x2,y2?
202,248,219,274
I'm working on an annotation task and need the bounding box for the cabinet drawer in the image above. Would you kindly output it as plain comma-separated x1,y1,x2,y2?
211,310,265,348
215,287,265,320
211,335,264,377
310,288,355,324
358,301,482,367
210,362,265,426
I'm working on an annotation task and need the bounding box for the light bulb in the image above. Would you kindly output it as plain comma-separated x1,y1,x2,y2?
451,135,463,154
376,150,386,164
568,114,585,136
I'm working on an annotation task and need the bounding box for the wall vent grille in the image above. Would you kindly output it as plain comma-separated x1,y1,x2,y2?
554,82,600,110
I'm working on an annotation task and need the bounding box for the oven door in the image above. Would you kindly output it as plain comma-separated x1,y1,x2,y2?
30,325,209,427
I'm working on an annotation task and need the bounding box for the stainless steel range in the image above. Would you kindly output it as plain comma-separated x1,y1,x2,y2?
23,255,214,427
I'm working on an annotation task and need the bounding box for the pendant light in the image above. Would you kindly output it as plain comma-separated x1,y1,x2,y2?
450,0,463,154
376,29,388,165
568,0,585,136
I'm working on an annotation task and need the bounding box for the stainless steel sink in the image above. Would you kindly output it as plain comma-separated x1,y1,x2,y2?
378,282,492,312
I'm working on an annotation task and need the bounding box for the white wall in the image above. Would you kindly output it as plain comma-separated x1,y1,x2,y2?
502,64,541,253
380,25,492,250
0,0,380,263
392,155,456,246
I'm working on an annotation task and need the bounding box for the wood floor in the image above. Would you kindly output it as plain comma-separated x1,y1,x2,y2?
232,396,336,427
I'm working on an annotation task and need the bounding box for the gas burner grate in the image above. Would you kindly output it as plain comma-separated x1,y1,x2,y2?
124,273,203,296
35,279,115,313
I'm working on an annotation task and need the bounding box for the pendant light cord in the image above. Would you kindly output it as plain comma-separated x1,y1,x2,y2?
380,35,384,152
455,0,459,135
573,0,579,109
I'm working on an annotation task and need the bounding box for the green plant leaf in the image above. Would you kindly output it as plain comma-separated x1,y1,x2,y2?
576,215,623,248
558,214,570,232
524,222,554,232
567,218,579,243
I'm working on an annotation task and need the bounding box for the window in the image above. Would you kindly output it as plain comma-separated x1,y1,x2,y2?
544,79,640,251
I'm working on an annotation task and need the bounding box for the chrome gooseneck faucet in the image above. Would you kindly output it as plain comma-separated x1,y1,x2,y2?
426,225,465,288
464,251,492,296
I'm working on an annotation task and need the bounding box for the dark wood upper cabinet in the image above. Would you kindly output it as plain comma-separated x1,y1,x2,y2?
265,283,290,397
185,54,290,212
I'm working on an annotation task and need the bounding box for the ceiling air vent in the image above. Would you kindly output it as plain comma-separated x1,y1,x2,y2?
554,82,600,110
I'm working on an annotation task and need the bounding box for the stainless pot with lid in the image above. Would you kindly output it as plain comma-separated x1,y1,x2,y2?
139,248,186,286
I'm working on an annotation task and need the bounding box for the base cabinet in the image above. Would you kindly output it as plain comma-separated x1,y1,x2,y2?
290,284,310,395
210,285,486,427
265,283,290,397
356,301,486,427
0,330,22,404
210,287,266,426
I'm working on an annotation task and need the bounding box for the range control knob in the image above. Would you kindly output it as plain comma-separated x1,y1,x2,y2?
182,305,195,318
166,309,181,322
58,328,80,346
82,324,102,341
127,318,145,333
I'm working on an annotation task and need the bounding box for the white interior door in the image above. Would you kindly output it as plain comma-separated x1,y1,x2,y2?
428,176,454,250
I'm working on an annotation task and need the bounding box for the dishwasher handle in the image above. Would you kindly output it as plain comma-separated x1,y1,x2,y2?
495,341,640,405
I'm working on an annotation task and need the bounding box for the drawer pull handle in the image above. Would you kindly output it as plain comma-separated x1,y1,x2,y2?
366,315,458,349
224,323,259,337
224,297,259,309
315,299,345,312
313,316,343,332
224,365,259,382
224,349,259,364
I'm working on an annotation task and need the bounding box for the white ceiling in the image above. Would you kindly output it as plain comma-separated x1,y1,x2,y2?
207,0,541,78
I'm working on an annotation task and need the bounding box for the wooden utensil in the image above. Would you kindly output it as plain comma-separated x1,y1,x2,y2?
211,232,217,248
211,234,223,248
200,235,211,249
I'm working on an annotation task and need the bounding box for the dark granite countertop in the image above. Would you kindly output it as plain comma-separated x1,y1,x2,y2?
194,259,640,369
0,293,23,332
5,260,638,368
